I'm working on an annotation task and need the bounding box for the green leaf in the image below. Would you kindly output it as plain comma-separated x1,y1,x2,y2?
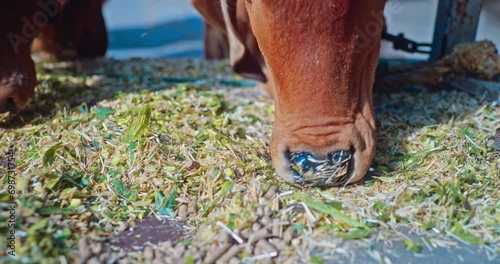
36,207,75,216
62,117,82,125
127,141,138,153
27,149,39,159
81,178,89,187
451,223,484,245
92,140,99,149
185,254,195,264
155,192,164,210
124,105,152,143
224,167,235,178
113,178,127,197
95,107,116,120
402,238,423,253
54,227,72,246
295,193,370,230
338,228,372,240
310,255,325,264
156,187,179,216
294,223,305,234
27,218,49,234
326,201,343,211
165,187,178,212
228,214,236,230
43,143,63,166
373,200,387,212
45,174,63,189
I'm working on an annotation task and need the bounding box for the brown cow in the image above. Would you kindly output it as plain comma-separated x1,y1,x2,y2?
32,0,108,59
193,0,386,186
0,0,107,112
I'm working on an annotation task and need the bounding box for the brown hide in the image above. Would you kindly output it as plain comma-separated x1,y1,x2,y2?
0,0,108,112
0,1,40,111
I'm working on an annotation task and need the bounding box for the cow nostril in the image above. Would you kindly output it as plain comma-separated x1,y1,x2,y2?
285,149,353,187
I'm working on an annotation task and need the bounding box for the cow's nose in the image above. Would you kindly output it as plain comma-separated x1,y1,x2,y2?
285,149,353,187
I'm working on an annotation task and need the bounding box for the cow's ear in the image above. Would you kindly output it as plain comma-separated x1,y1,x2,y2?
220,0,267,82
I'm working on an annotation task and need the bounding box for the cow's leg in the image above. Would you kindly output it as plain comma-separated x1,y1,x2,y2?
0,2,40,112
32,0,107,59
204,23,229,60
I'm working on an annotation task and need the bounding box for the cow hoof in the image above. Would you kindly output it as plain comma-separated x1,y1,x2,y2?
0,72,36,113
286,150,353,187
0,51,37,113
0,83,35,113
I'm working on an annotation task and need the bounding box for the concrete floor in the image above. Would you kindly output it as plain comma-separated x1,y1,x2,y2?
103,0,500,60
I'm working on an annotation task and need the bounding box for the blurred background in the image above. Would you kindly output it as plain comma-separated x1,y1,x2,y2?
103,0,500,60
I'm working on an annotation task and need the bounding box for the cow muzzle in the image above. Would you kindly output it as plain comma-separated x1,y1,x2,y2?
286,149,353,187
271,113,376,188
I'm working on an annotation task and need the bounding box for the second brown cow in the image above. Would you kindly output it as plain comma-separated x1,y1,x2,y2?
0,0,106,112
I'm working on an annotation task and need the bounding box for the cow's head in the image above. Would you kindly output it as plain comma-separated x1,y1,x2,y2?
195,0,385,187
245,0,385,186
